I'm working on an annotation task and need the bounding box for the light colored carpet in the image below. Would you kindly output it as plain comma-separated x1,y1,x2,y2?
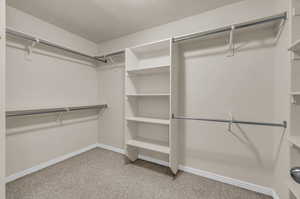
6,148,272,199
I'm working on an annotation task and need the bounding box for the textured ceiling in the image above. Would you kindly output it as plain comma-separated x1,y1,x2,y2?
7,0,243,43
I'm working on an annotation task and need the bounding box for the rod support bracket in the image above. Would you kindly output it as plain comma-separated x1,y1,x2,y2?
283,121,287,129
26,38,40,58
56,112,64,123
228,112,233,132
228,25,235,57
274,18,285,43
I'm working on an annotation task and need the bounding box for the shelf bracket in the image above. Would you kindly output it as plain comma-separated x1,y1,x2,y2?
228,25,235,57
26,38,39,59
228,112,233,132
108,56,115,64
274,18,285,44
56,112,64,124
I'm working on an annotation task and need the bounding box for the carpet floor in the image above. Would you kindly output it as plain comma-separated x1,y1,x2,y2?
6,148,272,199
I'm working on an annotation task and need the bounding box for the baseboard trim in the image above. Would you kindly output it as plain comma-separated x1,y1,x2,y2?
97,143,276,198
138,155,169,167
97,143,125,154
178,165,273,196
5,144,98,183
5,142,278,199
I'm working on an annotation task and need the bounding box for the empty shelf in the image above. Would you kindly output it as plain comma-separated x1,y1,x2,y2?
126,93,170,97
288,136,300,148
288,178,300,199
289,39,300,52
126,116,170,125
127,139,170,154
126,65,170,75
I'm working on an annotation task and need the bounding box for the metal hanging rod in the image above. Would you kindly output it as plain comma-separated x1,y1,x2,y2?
173,12,287,43
96,50,125,60
96,12,287,60
6,28,107,63
6,104,108,117
172,115,287,128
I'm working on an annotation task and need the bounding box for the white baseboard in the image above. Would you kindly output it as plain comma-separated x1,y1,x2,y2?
5,144,98,183
96,143,277,198
97,143,125,154
96,144,170,167
5,142,279,199
138,155,169,167
178,165,273,196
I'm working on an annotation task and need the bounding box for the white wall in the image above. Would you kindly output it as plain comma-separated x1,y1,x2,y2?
272,0,291,198
97,0,289,189
97,63,125,149
0,0,6,198
5,6,100,176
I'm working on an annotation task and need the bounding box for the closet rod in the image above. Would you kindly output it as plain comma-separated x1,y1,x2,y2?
96,12,287,59
172,115,287,128
6,104,108,117
173,12,287,43
6,28,107,63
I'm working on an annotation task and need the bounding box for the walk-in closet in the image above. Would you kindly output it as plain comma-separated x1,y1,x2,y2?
0,0,299,198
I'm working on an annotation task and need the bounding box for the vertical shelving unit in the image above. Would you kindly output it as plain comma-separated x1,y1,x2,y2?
288,0,300,198
124,39,179,174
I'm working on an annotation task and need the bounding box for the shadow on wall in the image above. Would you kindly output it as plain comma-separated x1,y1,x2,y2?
177,24,285,176
6,109,104,136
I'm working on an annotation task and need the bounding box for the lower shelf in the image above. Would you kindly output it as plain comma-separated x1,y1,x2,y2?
126,116,170,125
127,139,170,154
288,178,300,199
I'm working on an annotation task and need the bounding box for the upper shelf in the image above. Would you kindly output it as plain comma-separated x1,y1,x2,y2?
126,39,171,72
289,39,300,52
126,65,170,75
129,39,171,56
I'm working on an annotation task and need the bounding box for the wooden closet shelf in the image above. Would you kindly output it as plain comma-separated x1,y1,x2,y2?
126,116,170,125
126,93,170,97
126,65,170,75
127,139,170,154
